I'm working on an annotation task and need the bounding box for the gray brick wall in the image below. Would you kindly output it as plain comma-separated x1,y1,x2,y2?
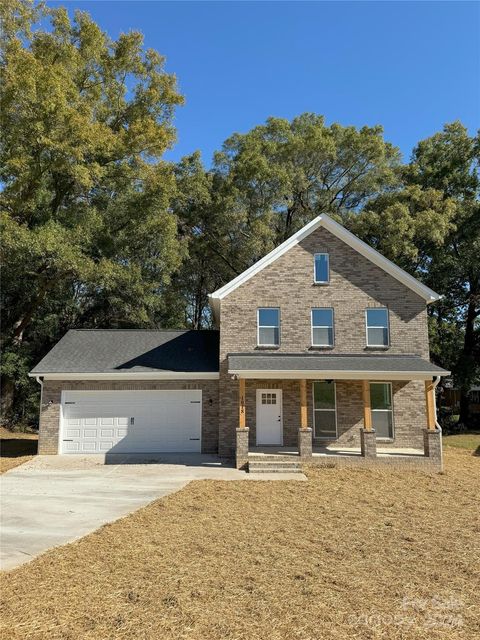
218,225,430,455
38,379,218,455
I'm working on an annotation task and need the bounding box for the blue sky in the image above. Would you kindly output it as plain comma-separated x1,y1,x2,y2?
50,1,479,165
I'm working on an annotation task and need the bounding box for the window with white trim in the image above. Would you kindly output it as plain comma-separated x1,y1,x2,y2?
257,308,280,346
313,381,337,438
370,382,394,438
314,253,329,283
366,308,389,347
311,308,334,347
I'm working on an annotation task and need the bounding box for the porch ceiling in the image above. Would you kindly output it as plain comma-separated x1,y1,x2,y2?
228,353,450,381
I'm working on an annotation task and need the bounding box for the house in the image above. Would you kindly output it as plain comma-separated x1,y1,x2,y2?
30,214,449,470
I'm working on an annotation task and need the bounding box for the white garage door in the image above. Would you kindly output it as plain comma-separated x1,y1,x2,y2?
61,390,202,454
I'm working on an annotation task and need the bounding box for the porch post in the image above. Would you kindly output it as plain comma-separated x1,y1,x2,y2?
360,380,376,458
298,379,312,460
423,379,442,467
236,377,249,470
424,380,436,430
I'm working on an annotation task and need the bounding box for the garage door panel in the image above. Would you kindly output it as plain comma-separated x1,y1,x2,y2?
82,442,97,452
61,390,202,454
65,428,81,438
63,441,80,452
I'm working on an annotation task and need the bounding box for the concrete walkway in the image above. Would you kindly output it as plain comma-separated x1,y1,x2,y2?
1,454,305,571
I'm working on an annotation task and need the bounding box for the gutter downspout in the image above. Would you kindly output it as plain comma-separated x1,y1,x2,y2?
432,375,443,471
35,376,44,440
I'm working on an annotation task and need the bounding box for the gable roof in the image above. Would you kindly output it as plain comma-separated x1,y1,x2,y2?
29,329,219,378
208,214,441,317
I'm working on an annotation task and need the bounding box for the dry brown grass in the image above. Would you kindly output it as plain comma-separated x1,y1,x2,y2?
0,427,38,474
1,448,479,640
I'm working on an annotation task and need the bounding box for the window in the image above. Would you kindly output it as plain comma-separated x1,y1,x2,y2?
370,382,394,438
257,308,280,346
311,308,334,347
314,253,329,283
366,308,389,347
261,393,277,405
313,381,337,438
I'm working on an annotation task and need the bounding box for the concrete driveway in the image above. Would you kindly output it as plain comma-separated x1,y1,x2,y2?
0,454,245,571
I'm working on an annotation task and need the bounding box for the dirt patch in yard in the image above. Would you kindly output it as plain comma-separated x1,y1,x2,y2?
0,427,38,473
1,448,479,640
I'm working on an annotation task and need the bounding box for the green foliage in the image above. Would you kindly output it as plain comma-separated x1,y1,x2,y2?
214,114,400,240
1,0,183,423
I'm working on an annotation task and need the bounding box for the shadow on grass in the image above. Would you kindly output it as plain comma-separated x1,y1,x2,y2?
1,438,38,459
474,446,480,457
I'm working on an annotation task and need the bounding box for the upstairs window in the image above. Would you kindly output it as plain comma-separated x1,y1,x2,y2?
366,308,389,347
311,308,334,347
314,253,329,284
257,308,280,346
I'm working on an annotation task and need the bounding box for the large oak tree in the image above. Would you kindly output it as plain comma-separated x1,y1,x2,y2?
1,0,183,418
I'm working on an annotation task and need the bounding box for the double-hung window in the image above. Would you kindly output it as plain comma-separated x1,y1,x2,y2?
257,308,280,346
313,381,337,438
311,308,334,347
366,308,389,347
370,382,394,438
314,253,329,284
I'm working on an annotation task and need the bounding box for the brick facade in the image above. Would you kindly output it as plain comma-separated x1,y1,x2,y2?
218,225,430,455
38,379,218,455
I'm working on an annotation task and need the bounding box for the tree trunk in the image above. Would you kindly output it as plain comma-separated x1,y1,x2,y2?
12,278,54,344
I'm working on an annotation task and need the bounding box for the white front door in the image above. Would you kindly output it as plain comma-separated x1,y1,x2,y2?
256,389,282,445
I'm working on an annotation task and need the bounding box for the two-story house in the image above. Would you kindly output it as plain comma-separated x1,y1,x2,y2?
30,214,449,470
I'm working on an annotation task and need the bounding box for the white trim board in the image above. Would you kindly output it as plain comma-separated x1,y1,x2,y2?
29,372,219,381
209,214,441,315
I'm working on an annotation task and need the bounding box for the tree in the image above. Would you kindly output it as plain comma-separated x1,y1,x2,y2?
214,113,401,241
408,123,480,425
0,0,184,421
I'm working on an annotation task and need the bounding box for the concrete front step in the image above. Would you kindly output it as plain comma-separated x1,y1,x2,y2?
248,460,303,474
248,454,299,462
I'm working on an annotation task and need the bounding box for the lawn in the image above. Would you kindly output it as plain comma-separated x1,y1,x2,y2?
0,427,38,474
442,432,480,454
1,447,478,640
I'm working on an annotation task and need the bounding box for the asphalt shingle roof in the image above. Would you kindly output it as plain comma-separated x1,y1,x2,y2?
31,330,219,374
228,353,449,375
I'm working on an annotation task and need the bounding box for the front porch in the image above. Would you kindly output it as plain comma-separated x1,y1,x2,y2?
246,443,441,472
232,365,445,472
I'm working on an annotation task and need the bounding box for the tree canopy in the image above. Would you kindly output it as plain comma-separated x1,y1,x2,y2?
1,1,478,427
1,0,183,417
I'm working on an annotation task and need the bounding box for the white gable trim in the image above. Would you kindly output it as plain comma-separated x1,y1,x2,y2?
209,214,441,304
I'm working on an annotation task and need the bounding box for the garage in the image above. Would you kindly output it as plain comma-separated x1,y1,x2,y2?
61,390,202,454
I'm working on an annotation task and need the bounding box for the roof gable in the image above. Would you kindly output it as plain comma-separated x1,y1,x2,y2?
209,214,440,310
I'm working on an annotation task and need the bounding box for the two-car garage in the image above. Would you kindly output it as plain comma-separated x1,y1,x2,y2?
30,329,220,455
60,390,203,454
